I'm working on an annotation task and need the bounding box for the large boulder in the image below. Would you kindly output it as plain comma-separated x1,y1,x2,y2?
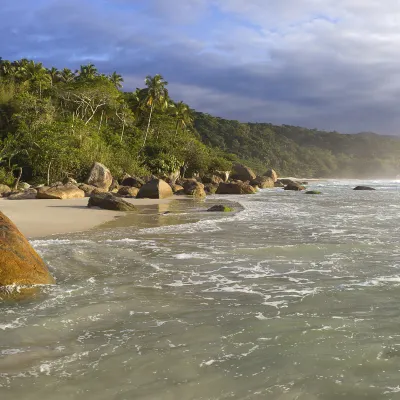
121,176,145,188
36,184,85,200
263,169,278,182
0,211,55,290
231,164,256,182
251,176,275,189
202,175,223,185
86,162,113,190
183,180,206,198
88,193,137,211
215,170,230,182
117,186,139,197
207,205,233,212
78,184,108,197
216,181,257,195
170,184,184,194
137,179,173,199
204,183,219,195
0,184,11,197
8,188,38,200
284,181,306,191
354,186,376,191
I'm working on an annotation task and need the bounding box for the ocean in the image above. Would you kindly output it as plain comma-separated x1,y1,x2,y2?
2,180,400,399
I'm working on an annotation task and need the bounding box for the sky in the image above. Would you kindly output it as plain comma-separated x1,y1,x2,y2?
2,0,400,134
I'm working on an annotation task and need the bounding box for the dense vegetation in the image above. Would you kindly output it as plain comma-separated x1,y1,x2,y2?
0,58,399,185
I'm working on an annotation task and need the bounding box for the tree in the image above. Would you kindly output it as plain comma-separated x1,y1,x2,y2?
47,67,60,86
60,68,75,83
109,71,123,89
171,101,193,135
76,63,98,81
141,74,169,147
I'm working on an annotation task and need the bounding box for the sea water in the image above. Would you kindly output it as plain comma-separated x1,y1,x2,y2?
2,180,400,399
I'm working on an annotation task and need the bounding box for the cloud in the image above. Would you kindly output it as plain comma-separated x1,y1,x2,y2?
2,0,400,134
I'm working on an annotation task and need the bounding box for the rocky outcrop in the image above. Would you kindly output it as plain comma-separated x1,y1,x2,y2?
121,176,145,188
36,184,85,200
251,176,275,189
86,162,113,190
137,179,173,199
8,188,37,200
353,186,376,191
0,211,55,289
231,164,256,182
202,175,223,185
88,193,137,211
183,180,206,198
117,186,139,197
207,205,233,212
216,181,257,195
284,181,306,191
263,169,278,182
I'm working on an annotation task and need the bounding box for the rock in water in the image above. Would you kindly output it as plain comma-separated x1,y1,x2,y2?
88,193,137,211
216,182,257,195
0,212,55,289
263,169,278,182
231,164,256,182
86,162,113,190
183,180,206,198
137,179,173,199
353,186,376,191
36,184,85,200
306,190,322,194
207,205,233,212
284,181,306,191
251,176,275,189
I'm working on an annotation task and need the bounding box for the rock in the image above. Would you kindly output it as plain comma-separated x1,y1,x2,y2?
306,190,322,194
78,184,107,197
231,164,256,182
121,176,145,188
50,181,63,187
36,186,50,194
353,186,376,191
215,170,230,182
137,179,173,199
274,181,285,188
216,182,257,195
168,170,180,185
207,205,233,212
279,179,294,185
0,184,11,197
88,193,137,211
19,182,30,190
62,176,78,185
204,183,219,195
263,169,278,182
141,175,158,183
36,184,85,200
109,178,119,192
183,180,206,198
251,176,275,189
86,162,113,190
284,181,306,191
170,184,184,193
8,188,38,200
117,186,139,197
202,175,223,185
0,211,55,290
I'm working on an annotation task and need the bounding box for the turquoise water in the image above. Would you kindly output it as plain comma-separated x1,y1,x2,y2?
2,180,400,399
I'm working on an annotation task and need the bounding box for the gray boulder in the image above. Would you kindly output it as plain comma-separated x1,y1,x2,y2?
231,164,256,182
86,162,113,190
88,193,137,211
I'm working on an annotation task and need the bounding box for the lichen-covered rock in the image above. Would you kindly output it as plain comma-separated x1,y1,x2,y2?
306,190,322,194
86,162,113,190
36,184,85,200
216,182,257,195
207,205,233,212
0,211,55,291
231,164,256,182
88,193,137,211
137,179,173,199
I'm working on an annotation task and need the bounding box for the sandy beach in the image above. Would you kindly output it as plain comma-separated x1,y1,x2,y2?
0,196,179,239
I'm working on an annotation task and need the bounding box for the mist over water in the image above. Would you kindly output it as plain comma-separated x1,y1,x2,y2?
2,180,400,399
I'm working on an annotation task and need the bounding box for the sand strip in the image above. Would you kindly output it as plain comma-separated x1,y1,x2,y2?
0,197,178,239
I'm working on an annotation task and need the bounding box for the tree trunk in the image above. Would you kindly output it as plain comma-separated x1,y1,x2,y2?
13,167,22,191
143,104,154,148
98,109,104,133
175,121,179,136
120,122,125,143
47,160,53,186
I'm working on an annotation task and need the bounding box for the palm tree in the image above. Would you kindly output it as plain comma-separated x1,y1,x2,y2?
109,71,123,89
171,101,193,135
141,74,169,147
16,60,50,97
0,59,13,78
60,68,75,83
76,63,98,81
47,67,60,86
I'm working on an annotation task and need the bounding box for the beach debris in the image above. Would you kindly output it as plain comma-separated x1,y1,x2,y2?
88,192,137,211
353,186,376,190
0,211,55,294
36,184,85,200
216,181,257,195
86,162,113,191
136,179,173,199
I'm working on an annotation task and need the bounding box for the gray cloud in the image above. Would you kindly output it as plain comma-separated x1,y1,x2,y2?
2,0,400,134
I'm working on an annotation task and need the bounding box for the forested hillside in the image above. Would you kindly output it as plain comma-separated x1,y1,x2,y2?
0,58,399,184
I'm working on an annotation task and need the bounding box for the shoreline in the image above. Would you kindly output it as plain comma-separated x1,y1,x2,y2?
0,197,182,239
